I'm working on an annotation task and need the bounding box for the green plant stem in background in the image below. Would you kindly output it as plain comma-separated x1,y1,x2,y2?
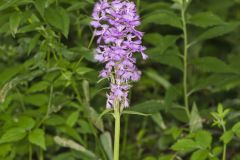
181,4,190,118
137,0,140,12
222,125,227,160
113,108,121,160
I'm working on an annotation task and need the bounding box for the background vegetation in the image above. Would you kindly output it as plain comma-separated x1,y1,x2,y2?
0,0,240,160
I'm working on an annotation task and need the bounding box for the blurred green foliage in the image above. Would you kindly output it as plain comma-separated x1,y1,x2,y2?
0,0,240,160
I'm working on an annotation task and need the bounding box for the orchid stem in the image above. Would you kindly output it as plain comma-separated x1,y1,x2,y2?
113,108,121,160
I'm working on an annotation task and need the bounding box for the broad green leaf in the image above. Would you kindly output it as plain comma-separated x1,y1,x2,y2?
212,146,222,156
194,22,239,43
189,12,223,28
28,33,41,55
164,85,182,109
0,144,11,157
45,6,70,37
189,103,202,132
66,111,79,127
151,113,166,130
195,130,212,149
190,149,209,160
28,129,46,150
159,154,175,160
9,12,22,35
145,69,171,89
141,10,182,29
193,57,237,74
153,48,183,71
34,0,47,16
100,132,113,160
0,0,19,11
27,81,49,93
232,122,240,137
130,100,165,114
144,33,179,54
171,139,198,152
88,107,104,132
17,116,35,130
0,128,26,144
220,130,234,144
169,104,188,123
24,94,48,106
54,136,96,159
0,65,23,86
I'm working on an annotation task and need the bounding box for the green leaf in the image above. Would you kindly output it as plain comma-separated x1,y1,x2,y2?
0,144,12,157
28,33,41,55
190,149,209,160
130,100,165,114
0,65,23,86
0,0,19,11
189,12,223,28
144,33,179,53
232,122,240,137
220,130,234,144
88,107,104,132
45,6,70,37
145,69,171,89
171,139,198,152
151,113,166,130
0,128,26,144
193,57,237,74
100,132,113,160
28,129,46,150
194,22,239,43
169,104,189,123
17,116,36,130
195,130,212,149
34,0,47,16
76,67,94,75
9,12,22,35
66,111,79,127
27,81,49,93
141,10,182,29
189,103,202,132
54,136,97,159
152,48,183,71
159,154,175,160
122,110,151,116
97,109,114,122
24,94,48,106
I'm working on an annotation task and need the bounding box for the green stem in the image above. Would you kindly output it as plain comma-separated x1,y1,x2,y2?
88,31,95,49
137,0,140,12
29,143,32,160
181,5,190,118
222,143,227,160
122,115,129,154
222,125,227,160
114,109,121,160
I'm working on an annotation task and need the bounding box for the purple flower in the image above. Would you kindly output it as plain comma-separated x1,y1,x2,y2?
91,0,147,109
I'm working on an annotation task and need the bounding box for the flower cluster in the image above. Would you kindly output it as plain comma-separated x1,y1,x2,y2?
91,0,147,109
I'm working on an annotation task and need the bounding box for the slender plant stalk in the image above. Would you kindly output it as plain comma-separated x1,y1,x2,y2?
137,0,140,12
29,143,32,160
222,125,227,160
113,108,121,160
181,4,190,118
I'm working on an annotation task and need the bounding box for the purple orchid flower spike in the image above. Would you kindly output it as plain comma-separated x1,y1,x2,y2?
91,0,147,110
